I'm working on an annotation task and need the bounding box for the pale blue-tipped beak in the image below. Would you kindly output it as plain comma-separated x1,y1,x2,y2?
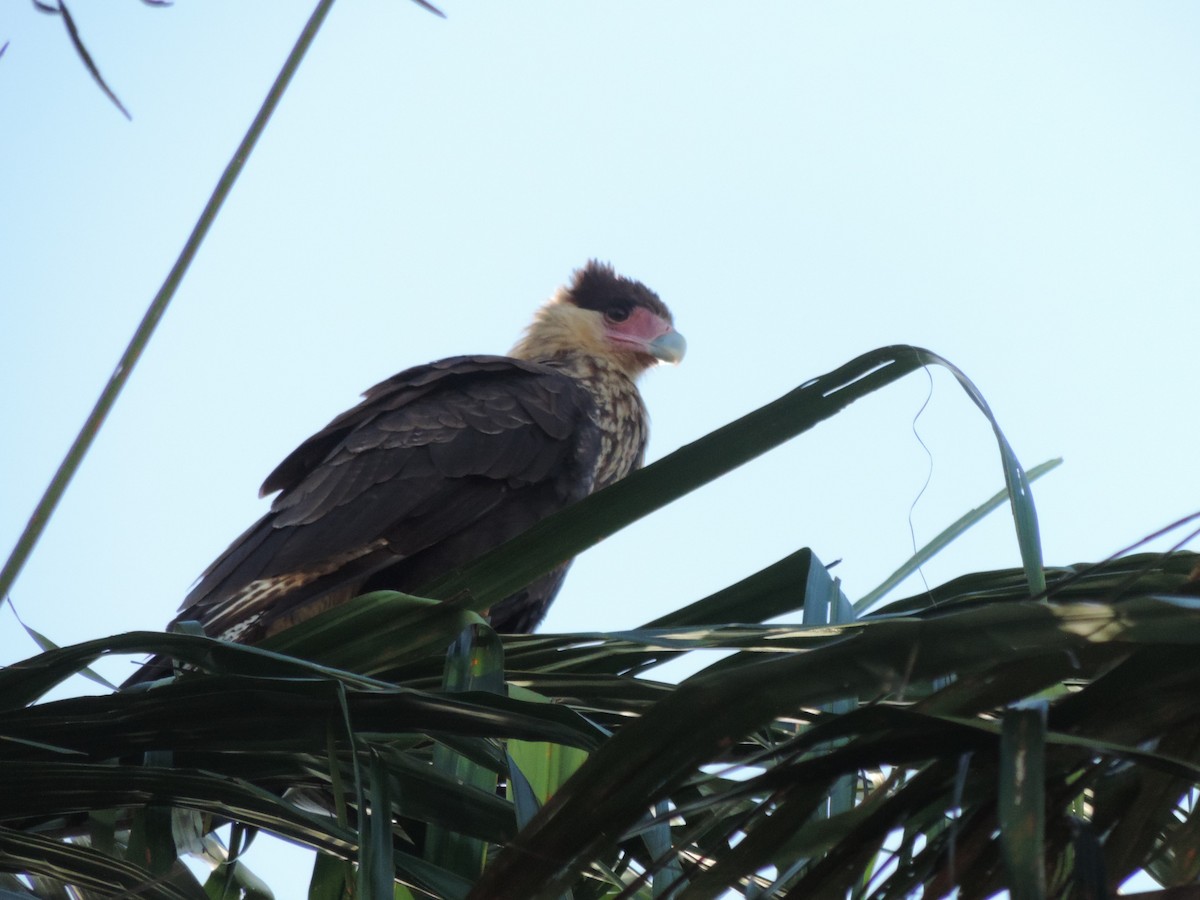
648,330,687,364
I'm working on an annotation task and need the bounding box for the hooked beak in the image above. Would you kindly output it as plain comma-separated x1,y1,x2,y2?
648,329,687,365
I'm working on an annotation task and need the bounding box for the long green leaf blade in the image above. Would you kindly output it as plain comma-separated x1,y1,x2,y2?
423,346,1045,614
424,626,506,882
999,705,1047,900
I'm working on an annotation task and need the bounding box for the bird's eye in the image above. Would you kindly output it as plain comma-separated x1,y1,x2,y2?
605,307,631,323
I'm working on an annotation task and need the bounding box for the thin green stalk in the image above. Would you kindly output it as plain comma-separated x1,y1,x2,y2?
0,0,338,604
854,456,1063,614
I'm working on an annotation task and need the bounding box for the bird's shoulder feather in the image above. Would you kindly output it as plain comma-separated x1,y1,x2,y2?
260,355,583,497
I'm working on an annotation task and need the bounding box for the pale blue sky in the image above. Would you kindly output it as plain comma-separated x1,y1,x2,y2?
3,2,1199,893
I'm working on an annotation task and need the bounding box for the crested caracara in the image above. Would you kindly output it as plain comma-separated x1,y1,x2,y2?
141,261,683,668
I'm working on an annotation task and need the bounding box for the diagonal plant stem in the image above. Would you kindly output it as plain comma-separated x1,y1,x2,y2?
854,456,1064,614
0,0,338,605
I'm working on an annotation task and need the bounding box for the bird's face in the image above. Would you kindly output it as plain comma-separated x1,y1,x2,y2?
513,261,686,378
598,303,687,368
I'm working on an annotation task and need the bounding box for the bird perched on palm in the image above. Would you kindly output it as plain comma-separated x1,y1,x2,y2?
128,261,683,682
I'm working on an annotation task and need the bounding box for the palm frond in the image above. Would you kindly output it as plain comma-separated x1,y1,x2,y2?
5,339,1198,898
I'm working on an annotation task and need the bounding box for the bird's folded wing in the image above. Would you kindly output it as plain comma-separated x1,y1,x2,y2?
175,356,598,641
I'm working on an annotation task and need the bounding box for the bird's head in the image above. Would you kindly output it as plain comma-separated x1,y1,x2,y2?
512,261,686,379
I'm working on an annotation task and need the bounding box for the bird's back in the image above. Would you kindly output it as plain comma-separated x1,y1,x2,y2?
175,355,604,646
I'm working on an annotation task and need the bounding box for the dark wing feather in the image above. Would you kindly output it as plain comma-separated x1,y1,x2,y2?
176,355,599,643
258,356,539,496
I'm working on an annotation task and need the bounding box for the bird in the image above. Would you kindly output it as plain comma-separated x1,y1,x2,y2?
136,261,684,674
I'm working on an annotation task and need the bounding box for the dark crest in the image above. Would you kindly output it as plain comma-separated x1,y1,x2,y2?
566,260,672,323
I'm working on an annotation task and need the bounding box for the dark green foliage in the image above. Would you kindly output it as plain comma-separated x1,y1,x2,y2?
4,352,1200,896
5,548,1200,898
